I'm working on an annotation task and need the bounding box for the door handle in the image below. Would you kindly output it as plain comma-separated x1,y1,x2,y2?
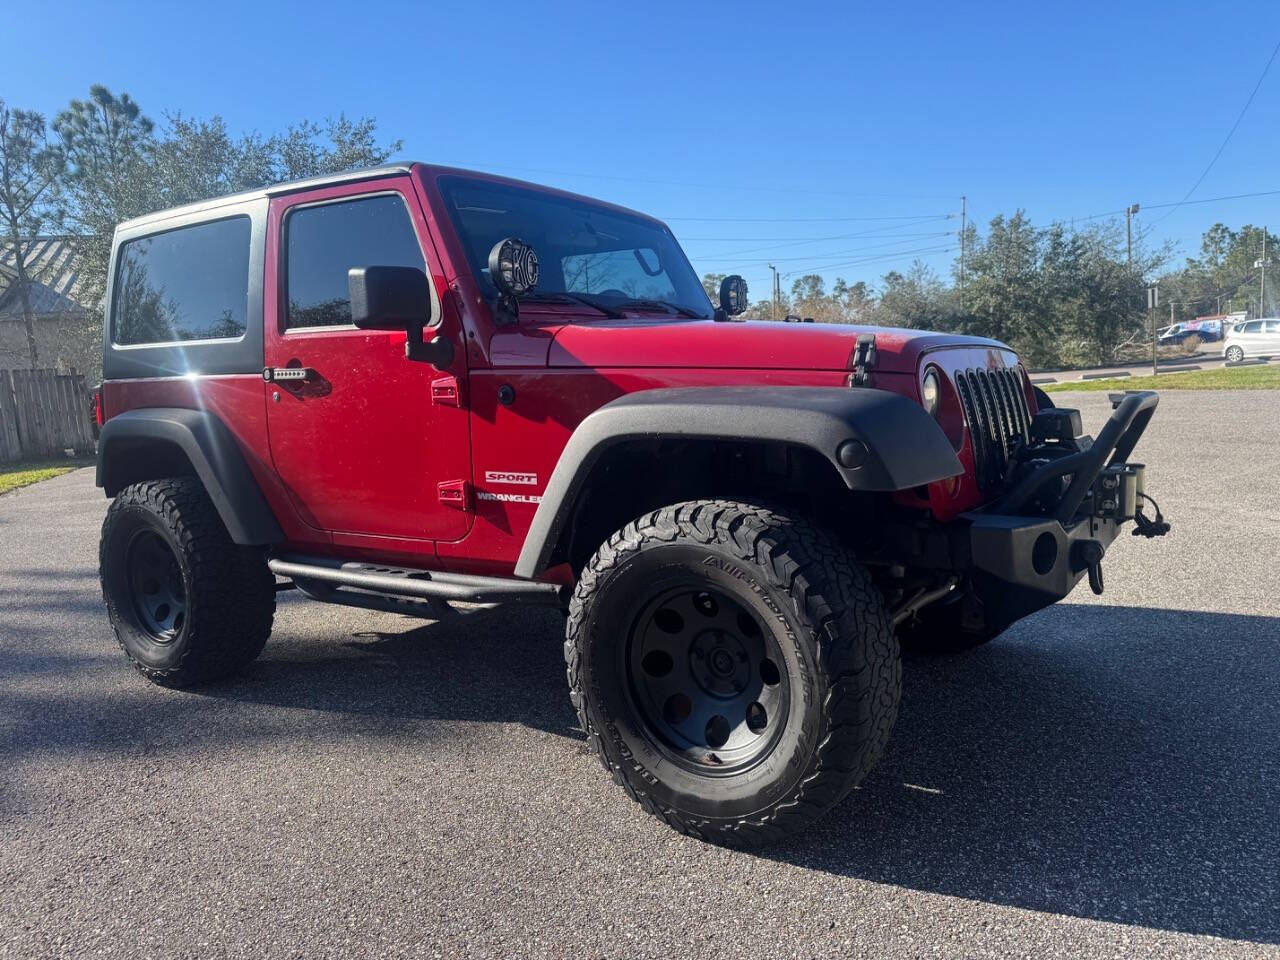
263,367,316,383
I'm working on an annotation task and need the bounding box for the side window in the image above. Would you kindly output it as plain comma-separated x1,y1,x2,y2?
285,193,425,329
1243,321,1263,333
1265,320,1280,333
561,248,679,301
113,216,250,345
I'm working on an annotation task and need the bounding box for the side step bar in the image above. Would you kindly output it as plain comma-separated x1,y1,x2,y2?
267,554,568,608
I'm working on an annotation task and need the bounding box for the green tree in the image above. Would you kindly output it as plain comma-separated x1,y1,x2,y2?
1159,223,1279,321
51,85,404,354
0,101,64,368
272,115,402,182
700,272,726,306
869,261,954,331
53,85,156,311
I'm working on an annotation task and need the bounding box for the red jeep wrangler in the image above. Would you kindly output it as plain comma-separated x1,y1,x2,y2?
95,163,1166,846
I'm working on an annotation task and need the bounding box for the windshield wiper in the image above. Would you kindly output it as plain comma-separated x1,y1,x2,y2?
520,292,625,319
614,298,708,319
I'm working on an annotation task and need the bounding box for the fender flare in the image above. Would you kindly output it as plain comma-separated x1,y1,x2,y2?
513,386,963,578
96,407,283,545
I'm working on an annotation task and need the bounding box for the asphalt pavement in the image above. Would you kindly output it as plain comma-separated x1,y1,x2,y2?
2,390,1278,959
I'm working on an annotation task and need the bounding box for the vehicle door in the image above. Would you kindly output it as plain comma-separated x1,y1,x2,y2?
1264,320,1280,354
1239,320,1263,356
263,179,471,542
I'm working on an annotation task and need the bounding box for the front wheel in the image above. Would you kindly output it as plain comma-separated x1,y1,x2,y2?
1225,345,1245,363
566,500,900,847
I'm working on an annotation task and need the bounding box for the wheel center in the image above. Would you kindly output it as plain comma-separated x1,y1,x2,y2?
690,629,751,698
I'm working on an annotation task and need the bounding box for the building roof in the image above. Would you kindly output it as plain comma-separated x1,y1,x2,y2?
0,237,89,319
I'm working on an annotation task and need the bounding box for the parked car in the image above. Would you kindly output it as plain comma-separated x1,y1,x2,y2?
1222,319,1280,362
92,162,1168,847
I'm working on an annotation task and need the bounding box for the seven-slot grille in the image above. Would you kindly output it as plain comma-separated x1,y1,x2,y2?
954,367,1032,489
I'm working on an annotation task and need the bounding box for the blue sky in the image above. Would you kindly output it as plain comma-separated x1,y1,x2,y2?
3,0,1279,302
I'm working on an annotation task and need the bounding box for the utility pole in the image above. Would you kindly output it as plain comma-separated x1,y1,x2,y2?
1147,283,1159,376
1126,203,1140,272
1261,229,1268,317
768,264,780,321
959,195,966,297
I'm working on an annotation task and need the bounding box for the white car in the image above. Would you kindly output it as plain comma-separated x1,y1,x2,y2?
1222,319,1280,362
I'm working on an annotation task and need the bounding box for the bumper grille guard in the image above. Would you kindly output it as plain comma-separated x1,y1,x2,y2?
955,367,1031,488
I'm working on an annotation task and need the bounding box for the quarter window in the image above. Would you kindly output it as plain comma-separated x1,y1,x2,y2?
113,216,250,345
285,193,425,328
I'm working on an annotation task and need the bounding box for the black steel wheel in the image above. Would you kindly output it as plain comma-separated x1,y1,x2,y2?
567,500,900,847
626,585,789,772
125,530,187,642
100,478,274,688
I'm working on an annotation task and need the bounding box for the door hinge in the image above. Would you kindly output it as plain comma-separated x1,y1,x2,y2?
431,375,465,408
437,479,472,510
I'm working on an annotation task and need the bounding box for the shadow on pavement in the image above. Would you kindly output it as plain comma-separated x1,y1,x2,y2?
206,603,582,741
765,603,1280,944
5,585,1275,942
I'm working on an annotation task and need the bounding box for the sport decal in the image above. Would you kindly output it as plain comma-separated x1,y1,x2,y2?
483,470,538,486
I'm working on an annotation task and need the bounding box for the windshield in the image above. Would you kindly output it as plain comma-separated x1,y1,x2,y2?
439,176,712,318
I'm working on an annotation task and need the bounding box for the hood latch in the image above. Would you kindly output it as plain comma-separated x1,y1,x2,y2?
850,333,877,387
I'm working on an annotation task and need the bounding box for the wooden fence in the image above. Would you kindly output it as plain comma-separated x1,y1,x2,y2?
0,368,95,463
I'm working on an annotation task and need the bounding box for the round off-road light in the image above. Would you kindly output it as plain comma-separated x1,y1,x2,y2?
488,237,539,296
922,370,941,418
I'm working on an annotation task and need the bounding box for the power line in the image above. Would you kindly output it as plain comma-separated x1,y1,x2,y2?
690,232,956,265
780,244,959,279
1152,37,1280,225
665,213,956,223
1064,188,1280,226
677,229,952,242
684,217,954,259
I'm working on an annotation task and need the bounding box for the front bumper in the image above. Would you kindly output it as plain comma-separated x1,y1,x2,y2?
960,391,1160,629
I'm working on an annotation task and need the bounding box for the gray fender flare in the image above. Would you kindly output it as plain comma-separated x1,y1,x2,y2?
96,407,283,545
514,386,963,578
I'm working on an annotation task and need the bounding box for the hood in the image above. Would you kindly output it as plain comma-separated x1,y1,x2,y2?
547,318,1009,374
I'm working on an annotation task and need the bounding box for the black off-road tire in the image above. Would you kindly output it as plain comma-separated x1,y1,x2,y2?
565,500,900,847
100,478,275,688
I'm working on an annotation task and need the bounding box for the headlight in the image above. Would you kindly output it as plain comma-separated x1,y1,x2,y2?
922,370,941,418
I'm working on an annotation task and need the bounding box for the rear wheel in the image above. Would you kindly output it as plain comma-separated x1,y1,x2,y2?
566,500,900,847
1225,345,1245,363
100,478,275,687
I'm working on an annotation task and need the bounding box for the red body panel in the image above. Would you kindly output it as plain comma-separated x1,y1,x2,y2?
261,176,472,547
103,163,1034,579
101,374,328,549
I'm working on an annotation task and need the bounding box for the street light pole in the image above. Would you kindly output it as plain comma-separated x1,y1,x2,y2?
1126,203,1140,272
1261,230,1267,317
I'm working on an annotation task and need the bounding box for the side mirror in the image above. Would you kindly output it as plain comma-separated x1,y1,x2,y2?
349,265,432,330
349,265,453,370
719,275,748,316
